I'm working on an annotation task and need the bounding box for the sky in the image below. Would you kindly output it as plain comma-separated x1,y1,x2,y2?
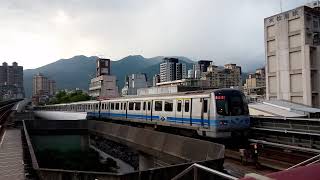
0,0,311,69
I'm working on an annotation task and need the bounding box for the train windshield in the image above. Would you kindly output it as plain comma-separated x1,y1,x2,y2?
215,90,249,116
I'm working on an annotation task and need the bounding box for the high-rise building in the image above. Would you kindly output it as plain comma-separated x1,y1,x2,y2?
48,80,56,96
0,62,24,99
121,73,148,96
191,60,213,79
159,57,186,83
264,5,320,107
89,58,119,99
32,73,49,96
32,73,57,104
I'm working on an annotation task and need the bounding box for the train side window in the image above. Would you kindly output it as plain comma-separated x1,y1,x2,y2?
177,100,182,112
129,102,134,110
115,103,120,110
185,100,190,112
135,102,141,111
111,103,114,110
148,102,151,111
155,101,162,111
164,101,173,112
143,102,146,110
124,103,127,110
203,99,208,113
120,103,123,110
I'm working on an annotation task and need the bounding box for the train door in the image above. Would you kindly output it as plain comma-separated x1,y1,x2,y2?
145,101,152,121
175,99,183,124
201,98,210,128
175,99,191,124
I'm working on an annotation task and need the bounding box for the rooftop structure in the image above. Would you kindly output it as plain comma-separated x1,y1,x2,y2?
249,100,320,118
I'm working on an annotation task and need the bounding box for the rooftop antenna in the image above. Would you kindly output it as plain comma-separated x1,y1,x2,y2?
280,0,283,13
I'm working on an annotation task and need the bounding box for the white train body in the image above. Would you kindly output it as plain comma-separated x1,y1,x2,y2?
35,89,250,138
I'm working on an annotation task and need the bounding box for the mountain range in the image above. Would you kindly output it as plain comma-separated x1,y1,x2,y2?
24,55,262,97
23,55,194,97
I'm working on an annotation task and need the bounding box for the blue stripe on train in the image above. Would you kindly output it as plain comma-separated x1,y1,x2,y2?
87,112,249,127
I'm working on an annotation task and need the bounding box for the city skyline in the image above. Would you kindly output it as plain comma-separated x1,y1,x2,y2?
0,0,308,69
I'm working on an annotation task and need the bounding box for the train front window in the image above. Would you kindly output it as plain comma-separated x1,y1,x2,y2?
215,90,249,116
230,96,243,116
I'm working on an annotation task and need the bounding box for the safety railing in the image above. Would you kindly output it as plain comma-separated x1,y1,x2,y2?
286,154,320,170
171,163,238,180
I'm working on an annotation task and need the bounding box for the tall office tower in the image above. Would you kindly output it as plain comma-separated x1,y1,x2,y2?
160,58,178,82
264,5,320,107
96,58,111,77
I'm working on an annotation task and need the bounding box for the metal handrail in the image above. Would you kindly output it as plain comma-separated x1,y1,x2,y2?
171,163,238,180
286,154,320,170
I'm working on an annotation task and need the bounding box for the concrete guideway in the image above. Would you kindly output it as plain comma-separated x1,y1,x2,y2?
0,129,24,180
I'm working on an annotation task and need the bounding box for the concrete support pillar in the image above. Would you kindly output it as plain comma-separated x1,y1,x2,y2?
139,152,155,171
80,135,89,151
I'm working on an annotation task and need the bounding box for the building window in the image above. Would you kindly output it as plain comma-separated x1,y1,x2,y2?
164,101,173,112
135,102,141,111
115,103,119,110
185,100,190,112
111,103,114,110
129,102,134,110
155,101,162,111
177,101,182,112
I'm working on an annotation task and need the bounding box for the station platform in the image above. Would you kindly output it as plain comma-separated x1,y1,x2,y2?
0,129,24,180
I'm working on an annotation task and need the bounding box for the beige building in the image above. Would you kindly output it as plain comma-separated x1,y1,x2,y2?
32,73,49,96
89,58,119,99
203,63,242,89
32,73,56,105
264,5,320,107
244,68,266,95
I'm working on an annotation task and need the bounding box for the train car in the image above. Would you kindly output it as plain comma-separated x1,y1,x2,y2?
35,88,249,138
94,88,250,138
34,101,98,120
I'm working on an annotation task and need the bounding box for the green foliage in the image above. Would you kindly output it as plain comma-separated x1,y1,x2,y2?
49,90,91,104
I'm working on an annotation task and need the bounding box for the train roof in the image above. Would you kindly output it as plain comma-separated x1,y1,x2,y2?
42,88,241,106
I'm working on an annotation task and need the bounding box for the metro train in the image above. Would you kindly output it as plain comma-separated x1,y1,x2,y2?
35,88,250,138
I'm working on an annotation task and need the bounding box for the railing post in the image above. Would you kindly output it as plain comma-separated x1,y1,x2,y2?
193,166,197,180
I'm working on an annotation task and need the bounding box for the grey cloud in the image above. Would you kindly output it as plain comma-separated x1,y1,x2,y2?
0,0,310,70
